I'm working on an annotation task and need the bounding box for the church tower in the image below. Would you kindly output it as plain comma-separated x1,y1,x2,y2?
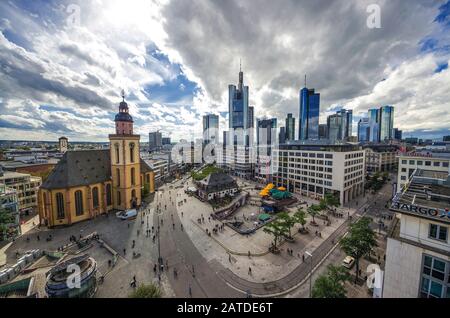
109,90,141,210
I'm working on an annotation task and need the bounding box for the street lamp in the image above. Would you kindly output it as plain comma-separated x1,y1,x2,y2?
305,251,313,298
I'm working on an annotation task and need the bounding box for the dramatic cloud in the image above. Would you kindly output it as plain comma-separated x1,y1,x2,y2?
0,0,449,141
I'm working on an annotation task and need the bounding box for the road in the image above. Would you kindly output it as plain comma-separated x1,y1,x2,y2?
154,182,242,298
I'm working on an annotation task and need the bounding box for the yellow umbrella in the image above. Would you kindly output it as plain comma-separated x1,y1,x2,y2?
278,187,286,191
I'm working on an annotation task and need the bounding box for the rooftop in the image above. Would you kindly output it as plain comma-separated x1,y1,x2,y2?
391,169,450,224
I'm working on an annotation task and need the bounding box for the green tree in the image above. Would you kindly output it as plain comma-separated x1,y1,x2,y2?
340,217,377,282
277,212,295,239
0,207,14,240
128,283,162,298
312,265,350,298
263,218,285,251
293,208,307,232
307,204,322,224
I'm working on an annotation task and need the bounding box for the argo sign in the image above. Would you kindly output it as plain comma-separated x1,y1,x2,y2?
390,201,450,224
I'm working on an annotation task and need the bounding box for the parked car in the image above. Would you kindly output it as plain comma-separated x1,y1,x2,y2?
116,209,137,220
342,256,355,269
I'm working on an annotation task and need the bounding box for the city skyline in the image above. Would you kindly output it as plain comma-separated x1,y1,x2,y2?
0,1,450,143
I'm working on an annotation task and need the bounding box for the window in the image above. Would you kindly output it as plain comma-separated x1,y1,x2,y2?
56,193,65,219
131,167,136,185
106,184,112,206
443,162,449,168
421,255,449,298
401,168,407,172
115,143,120,164
417,161,423,166
117,168,121,186
401,176,406,181
425,161,431,166
434,161,440,167
429,224,448,241
129,143,135,163
75,190,84,216
92,187,99,208
409,160,415,165
402,160,407,164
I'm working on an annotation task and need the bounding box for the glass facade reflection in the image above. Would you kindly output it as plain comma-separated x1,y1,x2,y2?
299,87,320,140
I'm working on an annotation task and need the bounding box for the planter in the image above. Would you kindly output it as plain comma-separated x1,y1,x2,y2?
284,236,295,243
298,228,309,234
269,246,280,254
310,221,319,227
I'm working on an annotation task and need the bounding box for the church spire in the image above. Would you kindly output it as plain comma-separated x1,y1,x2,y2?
121,89,125,102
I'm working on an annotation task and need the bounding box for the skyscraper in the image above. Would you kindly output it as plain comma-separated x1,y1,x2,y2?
358,118,370,142
327,113,342,143
299,85,320,140
319,124,328,139
379,106,394,141
256,118,277,183
337,109,353,139
149,131,162,152
279,127,286,145
393,128,402,141
229,67,249,131
326,108,353,142
248,106,254,129
368,108,380,143
285,113,295,141
203,114,219,144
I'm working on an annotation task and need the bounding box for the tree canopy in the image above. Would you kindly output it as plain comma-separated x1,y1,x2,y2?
312,264,350,298
128,283,162,298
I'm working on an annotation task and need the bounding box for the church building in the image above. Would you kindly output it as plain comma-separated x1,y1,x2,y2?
38,93,155,227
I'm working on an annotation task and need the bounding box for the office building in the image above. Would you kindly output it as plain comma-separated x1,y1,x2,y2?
0,171,41,215
319,124,328,140
285,113,295,141
203,114,219,145
255,118,277,182
394,128,403,141
358,118,371,142
0,182,20,241
363,144,399,174
368,108,381,143
149,131,162,152
397,151,450,193
162,137,171,145
384,169,450,298
272,142,365,204
279,127,286,145
299,86,320,140
380,106,395,141
327,113,342,143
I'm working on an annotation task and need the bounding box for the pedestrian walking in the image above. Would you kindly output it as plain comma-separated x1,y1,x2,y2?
173,223,175,230
248,267,252,275
188,285,192,297
302,254,305,262
123,248,126,255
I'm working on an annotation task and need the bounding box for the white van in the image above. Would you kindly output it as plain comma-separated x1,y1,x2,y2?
116,209,138,220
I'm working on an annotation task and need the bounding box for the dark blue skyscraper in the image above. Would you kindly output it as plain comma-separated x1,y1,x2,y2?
285,113,295,141
299,85,320,140
229,67,249,130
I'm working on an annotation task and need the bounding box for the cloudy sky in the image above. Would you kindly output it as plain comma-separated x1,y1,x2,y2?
0,0,449,142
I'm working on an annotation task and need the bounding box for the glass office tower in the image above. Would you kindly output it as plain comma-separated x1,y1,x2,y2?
337,109,353,139
368,108,380,142
358,118,370,142
299,87,320,140
327,113,342,143
203,114,219,144
379,106,394,141
285,113,295,141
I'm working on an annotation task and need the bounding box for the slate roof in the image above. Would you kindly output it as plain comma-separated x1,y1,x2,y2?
41,149,154,190
41,150,111,189
199,172,238,194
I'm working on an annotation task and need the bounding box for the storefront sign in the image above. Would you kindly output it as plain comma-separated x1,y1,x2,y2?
390,201,450,223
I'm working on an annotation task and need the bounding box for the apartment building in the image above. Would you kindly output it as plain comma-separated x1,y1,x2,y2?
272,142,365,204
384,169,450,298
0,171,41,215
